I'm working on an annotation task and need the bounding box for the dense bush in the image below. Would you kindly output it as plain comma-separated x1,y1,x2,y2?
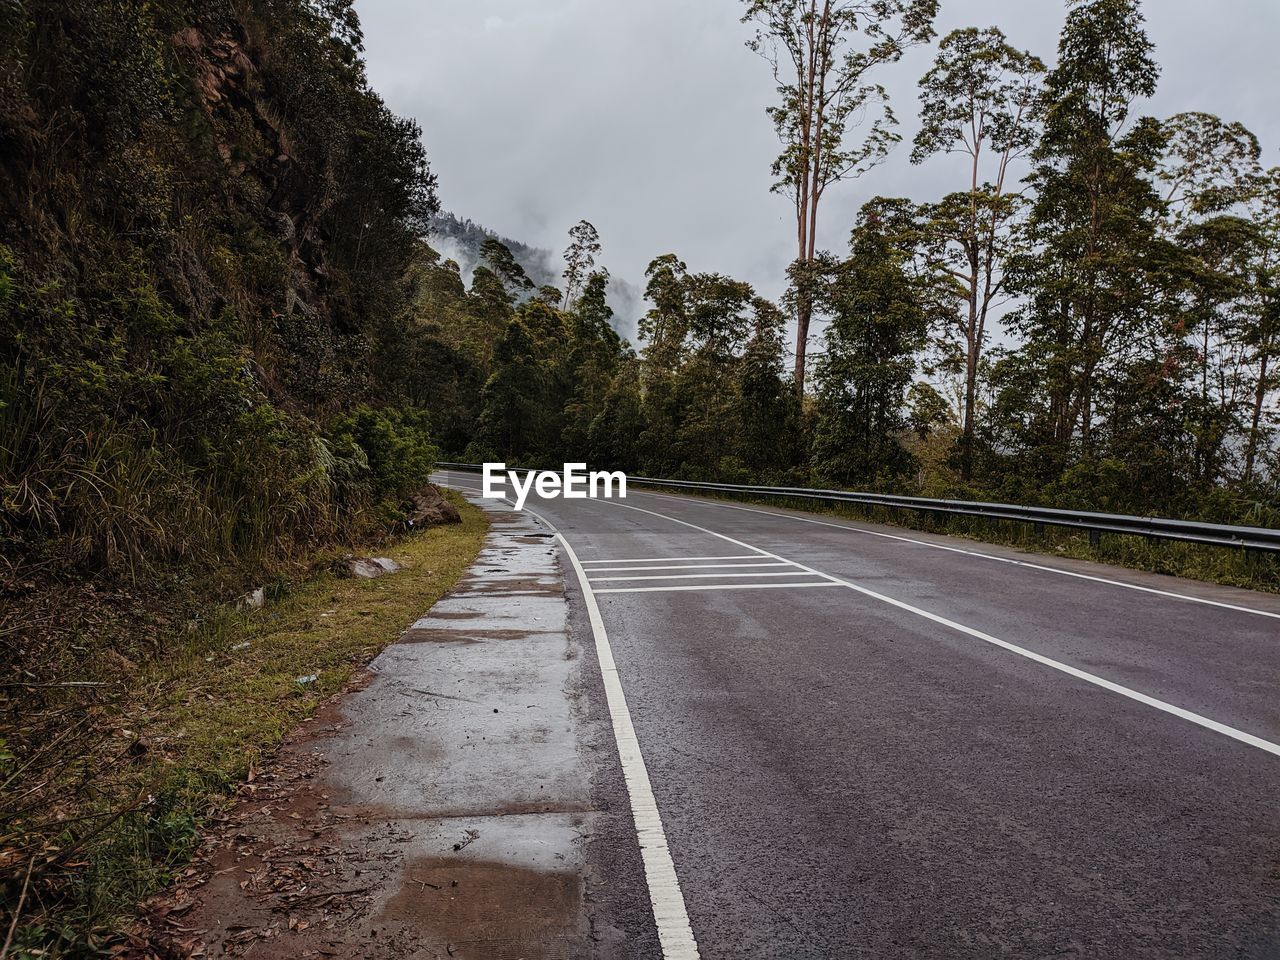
0,0,449,585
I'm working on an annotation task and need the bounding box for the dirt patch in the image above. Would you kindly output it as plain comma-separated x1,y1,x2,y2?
380,856,580,959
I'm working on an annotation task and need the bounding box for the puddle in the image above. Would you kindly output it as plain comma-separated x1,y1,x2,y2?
399,627,559,644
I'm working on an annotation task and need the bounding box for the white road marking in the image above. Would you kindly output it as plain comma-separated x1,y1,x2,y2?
583,561,791,572
518,503,701,960
631,489,1280,621
595,581,843,595
588,570,814,583
604,499,1280,759
438,472,1280,756
581,554,766,565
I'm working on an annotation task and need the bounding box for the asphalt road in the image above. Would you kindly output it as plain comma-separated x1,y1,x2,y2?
434,471,1280,960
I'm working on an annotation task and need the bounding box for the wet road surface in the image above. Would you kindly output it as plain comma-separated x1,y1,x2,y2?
435,471,1280,960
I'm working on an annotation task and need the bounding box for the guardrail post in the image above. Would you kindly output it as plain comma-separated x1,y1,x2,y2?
1089,529,1101,548
1033,521,1045,538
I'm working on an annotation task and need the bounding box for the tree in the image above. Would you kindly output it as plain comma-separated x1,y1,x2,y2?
1148,112,1265,487
1157,112,1262,226
562,220,602,311
481,236,535,293
741,0,937,394
734,296,802,477
812,198,930,485
562,271,624,457
1008,0,1168,476
471,319,545,461
912,26,1045,479
1242,168,1280,485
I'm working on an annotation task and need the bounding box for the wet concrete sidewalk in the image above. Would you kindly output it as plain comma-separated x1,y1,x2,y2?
149,504,614,959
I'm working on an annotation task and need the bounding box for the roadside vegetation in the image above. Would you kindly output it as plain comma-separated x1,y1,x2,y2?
1,493,486,954
0,0,481,950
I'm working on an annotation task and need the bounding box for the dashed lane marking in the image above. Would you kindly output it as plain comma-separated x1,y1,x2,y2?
582,561,791,572
580,554,766,565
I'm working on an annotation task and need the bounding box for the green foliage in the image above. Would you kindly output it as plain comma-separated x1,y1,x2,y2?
812,199,931,486
0,0,445,582
326,406,438,516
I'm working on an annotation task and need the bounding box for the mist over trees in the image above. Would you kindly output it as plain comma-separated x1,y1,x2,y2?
425,0,1278,527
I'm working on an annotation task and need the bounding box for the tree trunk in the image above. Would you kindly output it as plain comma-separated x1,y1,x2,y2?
794,291,812,391
1244,351,1270,483
960,342,978,481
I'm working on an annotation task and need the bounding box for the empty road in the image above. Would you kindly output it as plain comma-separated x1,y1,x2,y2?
434,470,1280,960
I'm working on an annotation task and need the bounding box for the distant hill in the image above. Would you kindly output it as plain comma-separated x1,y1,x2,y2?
427,212,560,288
427,212,643,340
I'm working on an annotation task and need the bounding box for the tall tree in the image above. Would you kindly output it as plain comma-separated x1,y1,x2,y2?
470,318,545,462
1242,168,1280,485
1156,113,1263,486
481,236,535,294
912,26,1045,479
741,0,937,393
562,219,602,311
812,198,931,485
1008,0,1167,474
562,271,624,458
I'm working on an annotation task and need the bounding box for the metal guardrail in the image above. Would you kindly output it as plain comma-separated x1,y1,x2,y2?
434,462,1280,554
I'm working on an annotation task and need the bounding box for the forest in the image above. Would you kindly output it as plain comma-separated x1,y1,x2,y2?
0,0,1277,946
443,1,1280,528
3,0,1277,595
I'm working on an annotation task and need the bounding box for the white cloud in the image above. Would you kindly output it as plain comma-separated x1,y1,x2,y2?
359,0,1280,318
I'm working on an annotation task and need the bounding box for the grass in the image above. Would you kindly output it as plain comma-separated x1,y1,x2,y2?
644,487,1280,594
0,492,489,956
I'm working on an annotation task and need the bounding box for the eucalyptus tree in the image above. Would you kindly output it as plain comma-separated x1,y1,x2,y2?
562,271,624,459
1157,112,1262,225
481,236,535,294
1243,168,1280,485
812,198,931,486
911,26,1045,479
740,0,937,394
562,220,602,311
1156,113,1263,485
470,318,545,462
1009,0,1166,472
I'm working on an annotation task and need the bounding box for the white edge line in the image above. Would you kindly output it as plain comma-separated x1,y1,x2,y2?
595,581,842,595
520,504,702,959
630,489,1280,621
606,499,1280,760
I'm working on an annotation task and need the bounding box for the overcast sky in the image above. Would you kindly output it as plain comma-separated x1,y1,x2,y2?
359,0,1279,330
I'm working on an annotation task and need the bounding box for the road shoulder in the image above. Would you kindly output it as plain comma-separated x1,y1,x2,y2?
138,499,655,959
